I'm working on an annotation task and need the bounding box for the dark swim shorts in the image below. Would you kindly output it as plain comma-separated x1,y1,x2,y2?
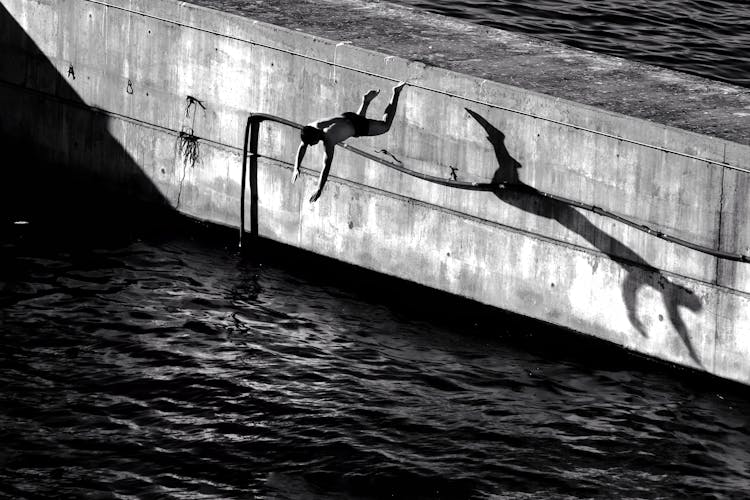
341,112,369,137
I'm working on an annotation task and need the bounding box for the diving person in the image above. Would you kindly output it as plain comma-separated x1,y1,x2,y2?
292,81,407,202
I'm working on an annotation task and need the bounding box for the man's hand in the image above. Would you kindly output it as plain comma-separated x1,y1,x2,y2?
309,190,322,203
364,89,380,102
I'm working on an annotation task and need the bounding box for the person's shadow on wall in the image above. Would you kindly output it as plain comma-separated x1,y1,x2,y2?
465,108,704,366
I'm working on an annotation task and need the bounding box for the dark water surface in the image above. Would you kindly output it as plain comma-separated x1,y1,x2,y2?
389,0,750,88
194,0,750,88
2,214,750,499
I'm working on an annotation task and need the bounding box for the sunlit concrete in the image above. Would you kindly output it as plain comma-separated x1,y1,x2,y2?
1,0,749,383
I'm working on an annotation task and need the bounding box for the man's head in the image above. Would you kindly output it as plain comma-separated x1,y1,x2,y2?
301,126,324,145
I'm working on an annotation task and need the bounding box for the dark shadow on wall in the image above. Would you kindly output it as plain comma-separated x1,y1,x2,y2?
0,3,170,223
466,108,704,367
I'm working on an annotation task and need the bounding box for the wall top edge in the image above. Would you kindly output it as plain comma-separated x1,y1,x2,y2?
83,0,750,154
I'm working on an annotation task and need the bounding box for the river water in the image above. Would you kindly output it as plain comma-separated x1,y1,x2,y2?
2,213,750,499
3,1,750,498
188,0,750,88
391,0,750,88
193,0,750,89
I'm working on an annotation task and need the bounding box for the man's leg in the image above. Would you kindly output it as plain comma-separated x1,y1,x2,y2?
367,82,406,136
357,89,380,116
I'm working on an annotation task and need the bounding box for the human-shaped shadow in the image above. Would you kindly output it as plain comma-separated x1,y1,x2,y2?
466,108,704,366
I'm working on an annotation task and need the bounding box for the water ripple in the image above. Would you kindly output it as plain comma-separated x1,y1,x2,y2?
2,221,750,498
390,0,750,87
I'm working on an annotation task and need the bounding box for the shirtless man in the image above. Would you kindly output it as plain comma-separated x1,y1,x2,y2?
292,81,407,202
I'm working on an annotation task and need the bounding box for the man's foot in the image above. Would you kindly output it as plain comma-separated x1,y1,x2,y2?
364,89,380,102
393,81,407,94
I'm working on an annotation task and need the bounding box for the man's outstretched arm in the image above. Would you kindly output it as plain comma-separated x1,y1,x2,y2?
309,142,335,202
292,142,307,183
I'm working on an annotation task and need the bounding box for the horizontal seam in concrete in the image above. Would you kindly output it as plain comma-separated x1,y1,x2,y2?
0,79,237,151
81,0,750,174
258,154,750,301
5,78,748,299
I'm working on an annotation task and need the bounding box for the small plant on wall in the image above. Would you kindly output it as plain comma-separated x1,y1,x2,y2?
177,126,200,169
178,95,207,169
174,95,207,208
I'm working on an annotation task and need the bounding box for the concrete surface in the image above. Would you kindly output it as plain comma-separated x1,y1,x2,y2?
187,0,750,147
1,0,749,384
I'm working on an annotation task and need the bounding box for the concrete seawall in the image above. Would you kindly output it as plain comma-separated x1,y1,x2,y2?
2,0,749,383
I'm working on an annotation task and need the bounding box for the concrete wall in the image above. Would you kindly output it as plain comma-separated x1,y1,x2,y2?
2,0,749,383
